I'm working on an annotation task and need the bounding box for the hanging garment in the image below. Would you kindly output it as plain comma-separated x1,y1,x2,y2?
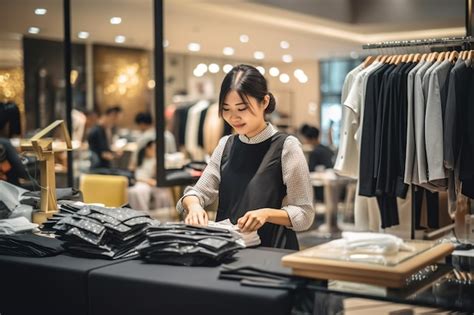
203,102,224,155
334,64,364,178
185,100,209,160
404,60,426,185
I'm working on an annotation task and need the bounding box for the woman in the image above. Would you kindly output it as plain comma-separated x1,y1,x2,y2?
176,64,314,249
128,140,173,211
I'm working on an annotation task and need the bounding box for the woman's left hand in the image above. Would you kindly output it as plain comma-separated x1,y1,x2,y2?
237,209,269,233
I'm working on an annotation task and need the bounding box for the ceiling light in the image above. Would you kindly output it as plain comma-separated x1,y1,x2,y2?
35,8,47,15
223,64,233,73
147,80,156,89
279,73,290,83
294,69,308,83
115,35,126,43
293,69,305,77
350,51,359,59
196,63,208,73
193,68,204,77
240,34,249,43
253,51,265,60
209,63,220,74
78,31,89,39
297,75,308,83
163,39,169,48
110,17,122,25
223,47,234,56
269,67,280,77
280,41,290,49
256,66,265,75
282,54,293,63
188,42,201,52
28,27,40,34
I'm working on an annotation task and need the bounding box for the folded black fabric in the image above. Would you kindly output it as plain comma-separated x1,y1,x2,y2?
0,233,64,257
42,203,154,260
139,223,244,266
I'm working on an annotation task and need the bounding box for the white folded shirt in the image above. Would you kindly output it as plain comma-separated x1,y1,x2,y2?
0,217,39,235
329,232,414,255
208,219,261,247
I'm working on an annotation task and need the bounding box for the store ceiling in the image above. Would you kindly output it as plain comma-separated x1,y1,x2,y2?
0,0,466,66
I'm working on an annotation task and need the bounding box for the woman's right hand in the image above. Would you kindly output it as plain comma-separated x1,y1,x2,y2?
184,206,208,226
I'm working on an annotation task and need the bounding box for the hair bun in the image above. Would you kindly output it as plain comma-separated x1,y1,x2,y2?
265,92,276,114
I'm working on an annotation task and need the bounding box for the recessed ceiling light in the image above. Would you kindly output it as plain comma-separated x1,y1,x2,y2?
297,75,308,83
28,27,40,34
223,47,234,56
78,31,89,39
253,51,265,60
35,8,47,15
240,34,249,43
294,69,308,83
163,39,169,48
279,73,290,83
193,68,204,77
110,17,122,25
280,41,290,49
223,64,233,73
196,63,208,73
269,67,280,77
115,35,126,43
187,42,201,52
147,80,156,89
282,54,293,63
256,66,265,75
209,63,220,73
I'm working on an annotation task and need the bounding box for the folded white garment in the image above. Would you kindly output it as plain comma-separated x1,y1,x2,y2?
329,232,414,255
208,219,261,247
0,217,39,235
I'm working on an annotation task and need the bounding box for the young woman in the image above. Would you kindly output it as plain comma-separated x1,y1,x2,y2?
176,64,314,249
128,140,173,211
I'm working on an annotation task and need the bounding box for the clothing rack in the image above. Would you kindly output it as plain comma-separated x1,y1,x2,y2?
362,36,473,51
361,39,469,240
361,0,473,240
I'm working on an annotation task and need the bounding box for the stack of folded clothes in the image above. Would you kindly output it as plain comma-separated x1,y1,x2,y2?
138,223,244,266
43,202,154,259
0,233,64,257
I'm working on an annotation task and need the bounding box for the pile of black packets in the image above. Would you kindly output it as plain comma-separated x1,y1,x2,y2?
42,201,154,259
138,223,244,266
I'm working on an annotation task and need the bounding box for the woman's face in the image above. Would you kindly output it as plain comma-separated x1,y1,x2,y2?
222,90,268,138
145,142,156,158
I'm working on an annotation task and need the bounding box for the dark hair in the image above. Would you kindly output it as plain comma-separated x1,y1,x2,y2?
218,64,276,116
105,106,123,115
137,140,155,167
300,124,320,140
135,112,153,125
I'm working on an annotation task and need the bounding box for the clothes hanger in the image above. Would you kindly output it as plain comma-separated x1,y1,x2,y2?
401,54,409,63
448,50,459,63
362,55,376,68
437,51,445,62
414,53,422,62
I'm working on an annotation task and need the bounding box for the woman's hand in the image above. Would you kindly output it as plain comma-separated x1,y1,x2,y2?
184,205,208,226
237,209,269,233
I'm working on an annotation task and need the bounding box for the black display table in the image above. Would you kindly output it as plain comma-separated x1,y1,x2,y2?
88,248,294,315
0,254,126,315
0,247,472,315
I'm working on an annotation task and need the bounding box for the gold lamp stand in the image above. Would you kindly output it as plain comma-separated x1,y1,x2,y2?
20,120,72,224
